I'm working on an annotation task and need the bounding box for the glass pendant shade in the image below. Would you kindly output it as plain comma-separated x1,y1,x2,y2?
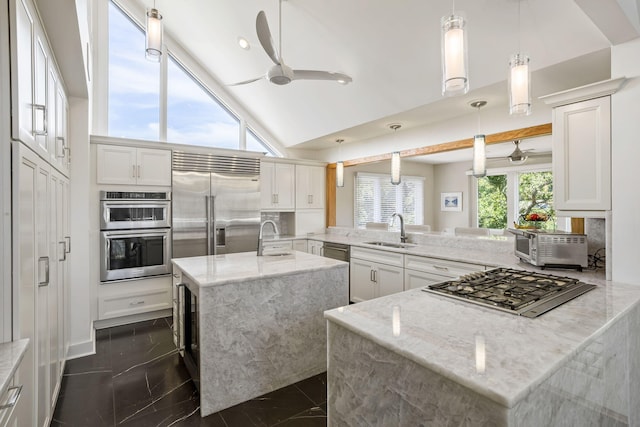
336,161,344,188
509,53,531,115
391,152,401,185
145,8,163,62
441,14,469,96
472,135,487,178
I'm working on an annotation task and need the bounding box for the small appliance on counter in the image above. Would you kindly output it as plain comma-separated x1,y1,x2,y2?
507,228,588,271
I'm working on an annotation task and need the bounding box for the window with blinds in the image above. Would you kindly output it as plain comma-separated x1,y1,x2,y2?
354,173,425,229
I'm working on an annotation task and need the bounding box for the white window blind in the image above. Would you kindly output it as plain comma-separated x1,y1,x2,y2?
354,173,424,229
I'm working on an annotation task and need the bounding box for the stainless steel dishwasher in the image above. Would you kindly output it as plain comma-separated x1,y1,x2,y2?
322,242,350,262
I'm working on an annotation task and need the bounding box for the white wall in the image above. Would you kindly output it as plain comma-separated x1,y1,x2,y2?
432,162,472,232
336,160,434,228
67,97,95,358
611,37,640,284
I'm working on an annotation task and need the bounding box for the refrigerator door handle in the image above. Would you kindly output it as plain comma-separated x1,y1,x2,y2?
210,195,216,255
205,195,211,255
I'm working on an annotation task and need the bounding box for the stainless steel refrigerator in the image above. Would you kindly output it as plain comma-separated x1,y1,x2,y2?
171,151,261,258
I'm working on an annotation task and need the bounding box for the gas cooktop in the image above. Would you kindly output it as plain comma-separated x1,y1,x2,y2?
423,267,597,318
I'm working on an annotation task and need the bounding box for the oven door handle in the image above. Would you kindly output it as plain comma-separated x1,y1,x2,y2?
106,239,111,270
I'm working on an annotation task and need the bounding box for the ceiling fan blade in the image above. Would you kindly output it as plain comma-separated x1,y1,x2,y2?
292,70,352,84
228,76,264,86
256,11,281,65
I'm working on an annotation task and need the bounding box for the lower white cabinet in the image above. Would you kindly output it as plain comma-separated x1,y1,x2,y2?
292,239,307,252
404,254,485,279
261,240,293,255
404,269,453,290
97,276,172,320
350,247,404,302
307,240,323,256
12,142,69,427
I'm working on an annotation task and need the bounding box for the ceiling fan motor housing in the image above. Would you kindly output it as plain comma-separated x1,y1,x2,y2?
268,64,294,85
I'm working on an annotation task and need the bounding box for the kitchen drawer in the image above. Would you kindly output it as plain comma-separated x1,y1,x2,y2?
351,246,404,267
262,240,293,254
404,268,452,290
0,379,22,427
404,254,485,277
98,288,171,320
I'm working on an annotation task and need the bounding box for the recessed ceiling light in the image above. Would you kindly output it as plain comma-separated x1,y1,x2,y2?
237,37,250,50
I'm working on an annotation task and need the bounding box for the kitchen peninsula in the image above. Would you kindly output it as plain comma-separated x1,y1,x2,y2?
172,251,348,417
325,278,640,426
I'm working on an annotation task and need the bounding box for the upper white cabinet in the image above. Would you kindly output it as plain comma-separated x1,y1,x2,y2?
96,144,171,186
260,161,295,211
541,78,626,216
296,165,325,209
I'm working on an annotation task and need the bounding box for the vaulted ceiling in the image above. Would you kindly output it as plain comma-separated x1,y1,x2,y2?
133,0,639,155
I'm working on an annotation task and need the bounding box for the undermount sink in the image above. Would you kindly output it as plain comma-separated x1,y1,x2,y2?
363,241,414,249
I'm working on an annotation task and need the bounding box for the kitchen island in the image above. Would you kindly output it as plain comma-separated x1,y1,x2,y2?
172,251,348,417
325,277,640,426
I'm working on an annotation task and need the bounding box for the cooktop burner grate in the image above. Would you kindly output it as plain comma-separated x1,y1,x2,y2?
423,267,596,318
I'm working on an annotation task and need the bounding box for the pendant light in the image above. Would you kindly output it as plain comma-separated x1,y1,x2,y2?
470,101,487,178
389,124,402,185
336,139,345,188
441,1,469,96
145,2,163,62
509,0,531,115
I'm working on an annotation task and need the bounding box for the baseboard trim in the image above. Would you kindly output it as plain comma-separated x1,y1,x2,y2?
66,335,96,360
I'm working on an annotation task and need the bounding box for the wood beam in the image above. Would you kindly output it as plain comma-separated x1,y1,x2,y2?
571,218,585,234
326,166,336,227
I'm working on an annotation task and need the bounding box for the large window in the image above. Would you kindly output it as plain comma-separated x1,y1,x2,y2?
354,173,424,229
167,57,239,148
108,2,160,140
107,1,276,155
477,169,554,230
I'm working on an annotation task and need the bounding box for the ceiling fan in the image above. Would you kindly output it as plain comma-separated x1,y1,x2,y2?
230,1,352,86
488,140,548,165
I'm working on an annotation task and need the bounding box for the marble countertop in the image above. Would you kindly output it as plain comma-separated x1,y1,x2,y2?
0,339,29,397
325,276,640,408
172,251,348,288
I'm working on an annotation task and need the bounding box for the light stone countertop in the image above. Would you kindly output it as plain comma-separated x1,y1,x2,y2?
172,250,348,288
324,277,640,408
0,339,29,398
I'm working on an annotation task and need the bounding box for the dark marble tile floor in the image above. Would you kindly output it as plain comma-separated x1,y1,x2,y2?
51,317,328,426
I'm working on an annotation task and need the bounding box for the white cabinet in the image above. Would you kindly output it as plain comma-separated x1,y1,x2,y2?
261,240,293,255
296,165,325,209
552,97,611,212
404,269,453,290
260,161,295,211
307,240,324,256
96,144,171,186
404,254,485,280
97,276,172,321
13,142,69,427
350,247,404,302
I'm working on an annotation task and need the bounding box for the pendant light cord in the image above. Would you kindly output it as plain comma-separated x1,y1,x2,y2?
279,0,283,58
517,0,521,54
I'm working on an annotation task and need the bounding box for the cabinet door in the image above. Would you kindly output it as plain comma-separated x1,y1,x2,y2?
96,145,137,185
137,148,171,186
350,259,375,302
55,85,69,175
10,0,35,146
275,163,295,210
46,68,57,166
376,264,404,297
292,239,307,252
404,269,452,290
260,161,276,209
553,96,611,211
33,29,49,159
295,165,325,209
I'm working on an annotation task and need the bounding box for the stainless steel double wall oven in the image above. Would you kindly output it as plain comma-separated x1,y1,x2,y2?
100,191,172,282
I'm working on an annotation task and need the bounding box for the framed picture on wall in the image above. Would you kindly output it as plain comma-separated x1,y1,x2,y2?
441,192,462,212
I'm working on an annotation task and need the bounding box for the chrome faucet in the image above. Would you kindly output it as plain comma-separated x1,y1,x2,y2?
390,213,407,243
257,220,279,256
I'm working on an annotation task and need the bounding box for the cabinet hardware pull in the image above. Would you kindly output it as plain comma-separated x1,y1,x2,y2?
434,265,449,272
65,236,71,253
59,241,67,261
0,385,23,409
38,256,49,286
33,104,48,135
176,283,186,288
55,137,66,158
129,300,145,306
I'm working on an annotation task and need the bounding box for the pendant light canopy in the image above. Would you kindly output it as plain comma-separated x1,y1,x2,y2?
509,1,531,115
336,139,345,188
470,101,487,178
389,124,402,185
145,7,163,62
441,6,469,96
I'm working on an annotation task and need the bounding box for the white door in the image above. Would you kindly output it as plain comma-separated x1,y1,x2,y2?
275,163,295,210
10,0,35,147
33,29,48,159
376,264,404,297
96,144,137,185
137,148,171,186
260,161,276,209
350,259,375,302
